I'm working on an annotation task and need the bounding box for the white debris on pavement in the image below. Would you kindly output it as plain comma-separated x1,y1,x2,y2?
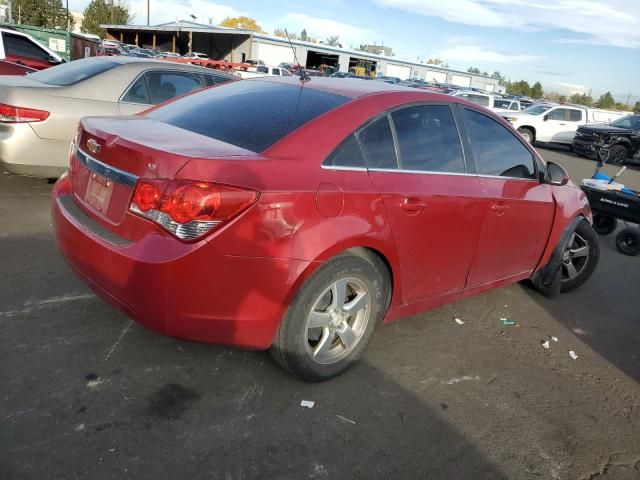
454,318,464,325
444,375,480,385
542,340,550,349
569,351,579,360
300,400,315,408
336,414,356,425
552,336,559,342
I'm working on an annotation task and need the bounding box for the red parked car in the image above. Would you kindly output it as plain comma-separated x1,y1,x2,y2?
52,78,599,381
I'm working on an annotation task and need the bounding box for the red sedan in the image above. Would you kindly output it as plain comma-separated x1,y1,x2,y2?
52,78,599,381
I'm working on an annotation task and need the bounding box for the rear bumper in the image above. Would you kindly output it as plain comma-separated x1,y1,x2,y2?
51,175,311,349
0,123,68,178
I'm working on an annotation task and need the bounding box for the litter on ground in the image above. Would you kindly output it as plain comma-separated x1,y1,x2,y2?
454,318,464,325
569,351,579,360
500,318,516,326
300,400,315,408
552,336,559,342
542,340,550,349
336,414,356,425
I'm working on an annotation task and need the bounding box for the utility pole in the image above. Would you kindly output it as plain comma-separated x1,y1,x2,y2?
147,0,150,26
66,0,70,31
7,0,12,24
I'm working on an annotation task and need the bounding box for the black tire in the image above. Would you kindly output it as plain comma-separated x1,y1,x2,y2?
615,227,640,256
607,144,628,165
518,127,534,143
560,220,600,293
592,214,618,235
270,252,390,382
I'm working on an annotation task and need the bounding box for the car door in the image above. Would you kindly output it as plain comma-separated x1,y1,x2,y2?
555,108,584,143
536,107,583,143
460,107,555,287
118,70,206,114
362,104,486,304
1,31,56,70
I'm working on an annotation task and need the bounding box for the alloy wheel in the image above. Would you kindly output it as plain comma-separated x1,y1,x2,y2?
561,232,590,282
304,277,371,365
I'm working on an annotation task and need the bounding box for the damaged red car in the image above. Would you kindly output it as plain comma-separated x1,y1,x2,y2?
52,77,599,381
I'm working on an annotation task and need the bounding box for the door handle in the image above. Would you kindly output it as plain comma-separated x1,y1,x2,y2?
490,203,509,215
398,197,426,212
558,123,566,125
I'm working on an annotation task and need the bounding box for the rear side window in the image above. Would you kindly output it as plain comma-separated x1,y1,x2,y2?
3,32,49,60
256,66,268,73
28,58,118,86
493,99,511,109
463,109,536,179
121,76,149,104
146,80,349,152
358,116,397,169
391,105,465,173
145,71,204,104
458,93,490,107
568,109,582,121
323,134,365,168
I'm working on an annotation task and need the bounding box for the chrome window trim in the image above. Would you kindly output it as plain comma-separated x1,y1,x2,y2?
368,167,540,182
321,165,368,172
75,146,138,188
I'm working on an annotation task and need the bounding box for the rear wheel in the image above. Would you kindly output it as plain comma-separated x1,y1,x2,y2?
270,252,390,382
615,227,640,256
592,214,617,235
518,127,534,143
607,144,627,165
560,220,600,292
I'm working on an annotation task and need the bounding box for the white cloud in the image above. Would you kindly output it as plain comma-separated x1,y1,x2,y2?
274,13,373,46
437,44,541,63
554,82,589,94
375,0,640,48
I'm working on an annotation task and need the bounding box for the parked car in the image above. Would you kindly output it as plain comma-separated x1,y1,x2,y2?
572,115,640,164
96,44,124,56
0,26,65,70
503,104,628,145
128,48,156,58
0,59,36,75
155,52,182,59
451,90,524,113
52,77,598,381
237,65,293,78
376,75,402,84
0,56,236,178
183,52,208,60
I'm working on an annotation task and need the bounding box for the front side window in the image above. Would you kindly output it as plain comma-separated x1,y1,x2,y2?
323,134,365,168
509,102,520,111
547,108,568,121
390,105,465,173
358,116,397,169
463,108,536,179
3,32,49,60
493,99,511,109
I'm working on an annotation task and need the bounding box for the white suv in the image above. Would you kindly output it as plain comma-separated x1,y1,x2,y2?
503,104,627,144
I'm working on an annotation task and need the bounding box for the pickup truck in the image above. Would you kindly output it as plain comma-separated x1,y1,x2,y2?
572,115,640,164
237,66,293,79
503,104,627,145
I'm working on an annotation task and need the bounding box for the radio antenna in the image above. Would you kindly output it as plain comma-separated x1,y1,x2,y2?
285,28,309,82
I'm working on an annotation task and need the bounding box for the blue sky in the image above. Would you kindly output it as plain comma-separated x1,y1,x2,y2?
69,0,639,102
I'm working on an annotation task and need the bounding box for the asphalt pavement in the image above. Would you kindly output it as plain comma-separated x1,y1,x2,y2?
1,147,639,480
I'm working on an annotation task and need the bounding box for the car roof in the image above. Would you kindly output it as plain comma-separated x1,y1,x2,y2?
251,76,421,99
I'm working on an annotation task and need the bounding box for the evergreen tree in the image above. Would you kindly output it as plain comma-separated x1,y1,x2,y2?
82,0,131,38
11,0,69,29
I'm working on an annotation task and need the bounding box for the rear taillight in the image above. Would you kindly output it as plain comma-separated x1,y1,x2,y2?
0,103,49,123
129,179,258,240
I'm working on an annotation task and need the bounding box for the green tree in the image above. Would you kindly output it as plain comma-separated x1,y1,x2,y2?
558,94,567,103
82,0,131,37
506,80,532,96
596,91,616,109
467,66,481,74
220,16,264,32
530,81,543,99
325,35,340,47
427,58,449,68
11,0,69,29
634,101,640,113
300,29,308,41
274,28,297,39
569,93,593,106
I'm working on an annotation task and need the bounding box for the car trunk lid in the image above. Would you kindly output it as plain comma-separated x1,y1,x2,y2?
70,116,255,227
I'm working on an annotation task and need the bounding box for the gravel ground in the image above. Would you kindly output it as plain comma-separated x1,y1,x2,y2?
1,147,639,480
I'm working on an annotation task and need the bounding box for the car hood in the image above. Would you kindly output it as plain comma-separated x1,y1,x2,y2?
578,124,633,135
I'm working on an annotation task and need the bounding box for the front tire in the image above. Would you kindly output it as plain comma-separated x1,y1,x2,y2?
615,228,640,256
270,252,390,382
518,127,534,143
607,144,627,165
560,220,600,292
592,214,617,235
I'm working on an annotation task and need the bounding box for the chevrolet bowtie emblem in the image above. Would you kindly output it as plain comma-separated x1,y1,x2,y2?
87,138,101,154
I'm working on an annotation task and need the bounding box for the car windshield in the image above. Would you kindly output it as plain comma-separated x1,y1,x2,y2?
523,104,551,115
27,58,119,86
146,80,349,152
610,115,640,129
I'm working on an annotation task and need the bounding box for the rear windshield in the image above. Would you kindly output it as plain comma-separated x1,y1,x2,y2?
146,80,350,152
28,58,119,86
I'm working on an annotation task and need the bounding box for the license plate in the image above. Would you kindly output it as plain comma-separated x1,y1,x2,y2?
84,172,113,214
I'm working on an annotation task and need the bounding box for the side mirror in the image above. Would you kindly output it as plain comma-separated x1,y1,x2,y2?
543,114,551,121
545,161,570,186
